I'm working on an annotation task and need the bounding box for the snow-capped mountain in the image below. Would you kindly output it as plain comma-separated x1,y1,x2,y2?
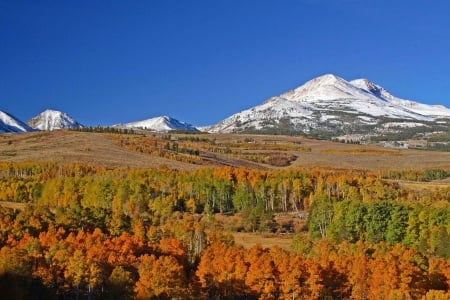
28,109,83,131
206,74,450,136
0,110,34,133
118,116,198,132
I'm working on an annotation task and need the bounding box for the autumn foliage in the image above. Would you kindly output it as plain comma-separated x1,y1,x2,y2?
0,162,449,298
0,226,449,299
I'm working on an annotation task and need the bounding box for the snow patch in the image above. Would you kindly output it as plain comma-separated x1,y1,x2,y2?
382,122,428,129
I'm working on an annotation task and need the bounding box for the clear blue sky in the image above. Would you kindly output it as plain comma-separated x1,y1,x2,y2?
1,0,450,126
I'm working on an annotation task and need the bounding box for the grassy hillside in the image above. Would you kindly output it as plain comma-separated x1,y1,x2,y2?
0,130,449,171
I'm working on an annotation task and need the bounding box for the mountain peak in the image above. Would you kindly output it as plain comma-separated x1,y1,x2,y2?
311,73,344,83
296,74,348,90
28,109,83,131
350,78,373,89
120,115,198,132
42,108,60,114
283,73,366,102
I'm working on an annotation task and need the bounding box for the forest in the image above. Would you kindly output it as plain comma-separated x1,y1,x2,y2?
0,161,449,299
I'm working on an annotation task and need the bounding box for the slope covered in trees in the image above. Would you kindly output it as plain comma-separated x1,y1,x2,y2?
0,160,449,298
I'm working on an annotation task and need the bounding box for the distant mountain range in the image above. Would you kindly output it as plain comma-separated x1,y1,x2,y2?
1,74,450,139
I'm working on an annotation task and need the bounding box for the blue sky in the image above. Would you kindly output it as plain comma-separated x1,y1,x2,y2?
1,0,450,126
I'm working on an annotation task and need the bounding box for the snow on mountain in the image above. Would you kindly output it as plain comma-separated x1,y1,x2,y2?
207,98,315,133
279,74,434,120
350,78,450,118
350,78,396,101
119,116,198,132
281,74,373,103
28,109,83,131
207,74,450,134
0,110,34,133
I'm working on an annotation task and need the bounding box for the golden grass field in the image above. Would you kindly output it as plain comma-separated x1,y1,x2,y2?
0,130,449,171
232,232,294,250
0,131,198,170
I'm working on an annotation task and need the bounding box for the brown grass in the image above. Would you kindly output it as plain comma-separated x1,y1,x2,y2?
0,201,27,210
320,148,402,156
289,139,450,171
232,232,294,250
391,179,450,191
197,133,450,171
0,130,449,171
0,131,200,170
